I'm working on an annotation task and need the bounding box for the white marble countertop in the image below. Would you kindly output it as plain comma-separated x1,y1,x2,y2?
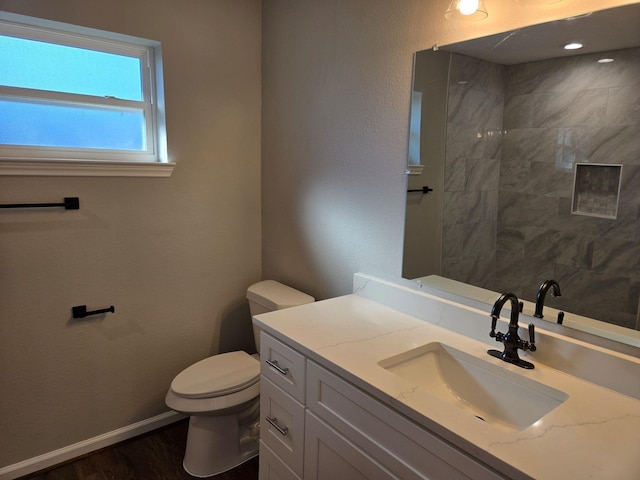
254,293,640,480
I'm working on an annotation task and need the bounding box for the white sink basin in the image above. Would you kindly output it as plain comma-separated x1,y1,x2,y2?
378,342,568,432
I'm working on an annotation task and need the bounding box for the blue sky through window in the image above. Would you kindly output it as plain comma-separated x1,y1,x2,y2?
0,99,145,150
0,34,143,100
0,32,149,151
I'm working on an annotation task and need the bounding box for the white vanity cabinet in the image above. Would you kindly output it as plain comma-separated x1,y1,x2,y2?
260,333,306,479
259,332,506,480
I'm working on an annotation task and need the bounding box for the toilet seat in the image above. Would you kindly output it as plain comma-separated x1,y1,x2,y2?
171,351,260,399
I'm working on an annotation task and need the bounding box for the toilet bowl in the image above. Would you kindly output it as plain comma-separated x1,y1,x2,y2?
165,280,314,477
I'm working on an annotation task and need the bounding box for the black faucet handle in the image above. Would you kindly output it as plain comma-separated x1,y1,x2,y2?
490,315,497,337
527,323,537,352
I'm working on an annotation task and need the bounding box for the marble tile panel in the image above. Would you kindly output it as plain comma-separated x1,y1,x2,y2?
592,238,640,279
466,253,497,289
482,128,503,159
449,53,506,96
573,48,640,91
506,57,589,96
444,153,466,192
463,219,497,255
524,227,594,270
556,196,611,232
549,56,628,94
553,263,633,327
532,88,608,128
447,85,503,129
488,274,526,300
612,207,640,249
620,165,640,204
496,226,526,255
441,256,473,284
582,126,640,165
606,85,640,126
442,191,467,225
553,128,591,168
442,253,496,290
498,191,559,228
498,157,530,193
501,128,558,164
445,124,486,162
465,157,500,192
493,250,554,300
466,190,498,225
502,94,536,129
556,197,639,242
505,62,545,96
554,197,599,233
442,224,464,259
528,161,574,197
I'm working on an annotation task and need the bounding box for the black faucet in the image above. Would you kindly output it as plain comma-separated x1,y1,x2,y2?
534,279,561,318
488,292,536,369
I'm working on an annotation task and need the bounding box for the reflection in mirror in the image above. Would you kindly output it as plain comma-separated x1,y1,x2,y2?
402,4,640,341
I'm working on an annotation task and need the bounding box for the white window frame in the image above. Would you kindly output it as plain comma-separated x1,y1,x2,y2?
0,11,173,177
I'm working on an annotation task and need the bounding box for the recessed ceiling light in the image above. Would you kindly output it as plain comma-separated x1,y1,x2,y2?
564,12,593,21
598,58,615,63
563,42,583,50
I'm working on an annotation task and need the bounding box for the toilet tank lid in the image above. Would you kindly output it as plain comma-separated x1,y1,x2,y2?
247,280,315,310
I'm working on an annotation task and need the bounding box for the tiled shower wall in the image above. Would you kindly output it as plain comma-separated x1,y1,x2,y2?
442,49,640,329
441,54,504,287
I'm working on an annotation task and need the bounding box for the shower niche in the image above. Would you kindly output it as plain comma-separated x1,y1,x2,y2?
571,164,622,219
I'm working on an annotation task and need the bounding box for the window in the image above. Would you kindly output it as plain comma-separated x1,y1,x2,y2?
0,12,171,176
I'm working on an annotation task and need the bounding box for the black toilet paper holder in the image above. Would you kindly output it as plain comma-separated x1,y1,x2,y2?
72,305,115,319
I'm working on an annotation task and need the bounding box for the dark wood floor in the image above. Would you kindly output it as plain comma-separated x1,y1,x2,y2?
19,420,259,480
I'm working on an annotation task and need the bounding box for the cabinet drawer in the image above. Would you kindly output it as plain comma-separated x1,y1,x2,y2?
259,440,301,480
260,377,305,478
261,332,306,403
304,411,399,480
306,361,506,480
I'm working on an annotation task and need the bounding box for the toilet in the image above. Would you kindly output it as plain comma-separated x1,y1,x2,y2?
165,280,314,477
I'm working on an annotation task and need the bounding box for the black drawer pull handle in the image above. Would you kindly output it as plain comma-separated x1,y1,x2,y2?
265,416,288,436
266,359,289,376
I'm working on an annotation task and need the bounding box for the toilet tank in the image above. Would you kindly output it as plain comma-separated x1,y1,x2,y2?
247,280,314,352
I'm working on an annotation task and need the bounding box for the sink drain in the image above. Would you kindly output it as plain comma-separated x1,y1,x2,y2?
475,415,486,422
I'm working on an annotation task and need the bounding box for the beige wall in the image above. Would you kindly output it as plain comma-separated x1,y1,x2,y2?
0,0,262,467
261,0,634,300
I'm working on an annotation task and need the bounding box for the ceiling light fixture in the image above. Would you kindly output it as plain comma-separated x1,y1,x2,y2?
445,0,488,21
598,58,614,63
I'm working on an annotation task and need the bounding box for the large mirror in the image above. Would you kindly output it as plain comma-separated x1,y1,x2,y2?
403,4,640,344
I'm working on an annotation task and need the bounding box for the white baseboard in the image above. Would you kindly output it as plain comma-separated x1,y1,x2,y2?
0,411,185,480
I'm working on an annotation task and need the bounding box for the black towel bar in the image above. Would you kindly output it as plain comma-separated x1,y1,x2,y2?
407,186,434,194
0,197,79,210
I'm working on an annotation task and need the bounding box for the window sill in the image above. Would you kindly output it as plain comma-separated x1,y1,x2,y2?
0,158,175,177
406,164,425,176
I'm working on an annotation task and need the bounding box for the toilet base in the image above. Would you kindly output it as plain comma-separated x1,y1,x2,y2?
183,450,258,478
182,406,259,477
